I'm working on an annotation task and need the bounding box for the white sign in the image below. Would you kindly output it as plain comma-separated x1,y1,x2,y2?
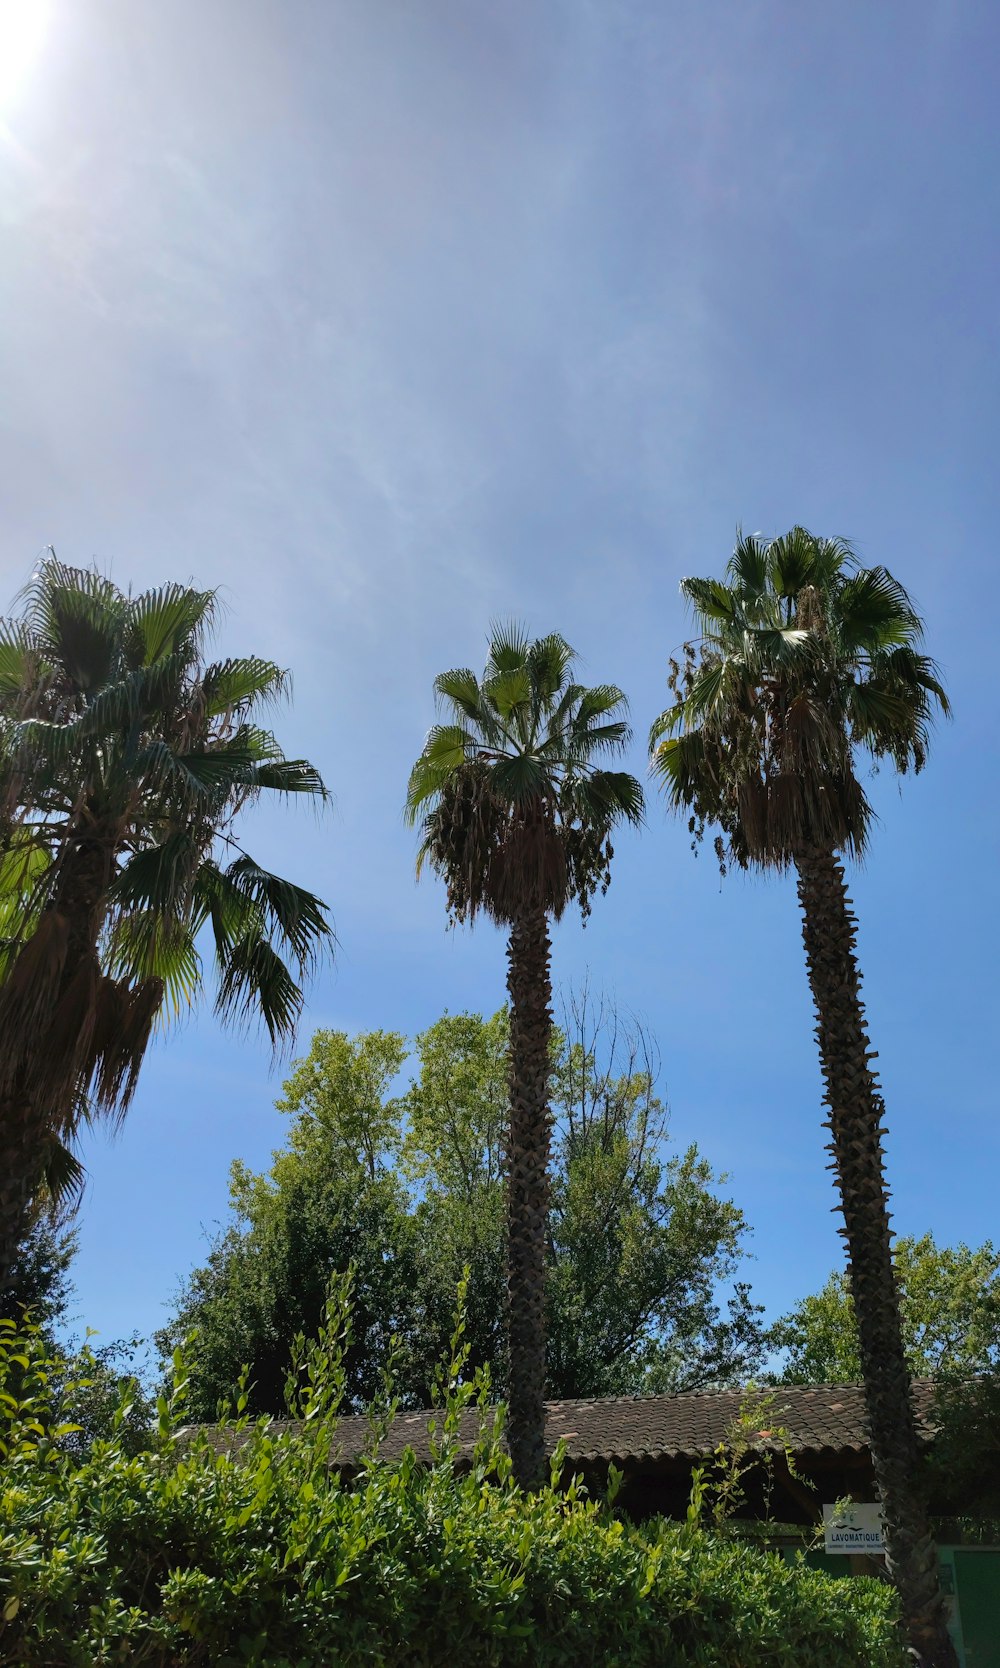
823,1503,885,1555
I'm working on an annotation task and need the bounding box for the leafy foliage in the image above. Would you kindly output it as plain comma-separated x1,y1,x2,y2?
159,1003,767,1420
0,1308,906,1668
773,1234,1000,1383
1,1209,154,1461
3,1214,78,1331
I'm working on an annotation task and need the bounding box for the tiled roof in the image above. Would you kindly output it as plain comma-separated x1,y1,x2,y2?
188,1380,939,1469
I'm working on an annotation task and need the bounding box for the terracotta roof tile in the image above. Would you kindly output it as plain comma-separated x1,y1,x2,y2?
187,1380,939,1468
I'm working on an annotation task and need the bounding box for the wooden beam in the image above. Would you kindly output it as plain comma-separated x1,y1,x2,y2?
773,1455,822,1523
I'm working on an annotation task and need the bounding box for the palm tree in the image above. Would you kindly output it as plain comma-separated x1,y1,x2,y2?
650,528,956,1668
406,626,643,1486
0,556,332,1296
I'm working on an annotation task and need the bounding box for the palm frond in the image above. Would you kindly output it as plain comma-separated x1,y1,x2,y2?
201,657,288,718
726,532,769,597
649,731,710,804
572,684,629,726
434,668,487,724
75,652,192,743
526,633,574,702
546,680,590,736
251,758,328,799
108,832,202,917
766,527,820,598
224,854,331,968
558,720,632,764
90,974,165,1119
847,682,920,741
480,666,532,721
38,1133,88,1214
139,727,288,802
485,621,530,675
837,567,922,653
126,583,217,666
133,739,220,803
489,753,550,804
0,630,42,699
105,911,203,1015
571,770,645,827
5,717,81,774
647,701,685,750
873,645,950,714
215,933,303,1049
193,860,260,962
680,576,741,626
0,833,50,938
405,726,476,821
23,560,124,692
743,626,817,673
672,658,729,728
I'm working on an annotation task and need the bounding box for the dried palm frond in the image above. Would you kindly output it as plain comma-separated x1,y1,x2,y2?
487,808,569,923
30,951,102,1124
0,912,71,1091
92,976,165,1118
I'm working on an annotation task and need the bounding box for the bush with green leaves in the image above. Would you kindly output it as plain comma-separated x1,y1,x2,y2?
0,1293,905,1668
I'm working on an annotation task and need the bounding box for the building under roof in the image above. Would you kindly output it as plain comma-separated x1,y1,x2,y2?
191,1379,941,1525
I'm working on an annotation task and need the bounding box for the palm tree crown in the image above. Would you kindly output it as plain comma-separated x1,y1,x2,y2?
0,555,332,1155
649,527,949,867
406,625,644,920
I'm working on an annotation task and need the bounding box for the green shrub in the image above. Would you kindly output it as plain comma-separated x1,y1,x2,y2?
0,1299,905,1668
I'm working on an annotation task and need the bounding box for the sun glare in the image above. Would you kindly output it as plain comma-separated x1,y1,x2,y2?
0,0,49,111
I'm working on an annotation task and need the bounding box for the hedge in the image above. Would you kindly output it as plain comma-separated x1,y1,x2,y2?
0,1307,906,1667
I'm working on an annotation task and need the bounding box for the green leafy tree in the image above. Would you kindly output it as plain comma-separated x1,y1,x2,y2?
396,1010,510,1397
546,988,763,1398
650,528,955,1667
406,626,643,1486
54,1334,155,1460
5,1213,78,1331
161,1006,763,1421
1,1211,154,1457
162,1030,422,1419
0,556,332,1295
774,1234,1000,1384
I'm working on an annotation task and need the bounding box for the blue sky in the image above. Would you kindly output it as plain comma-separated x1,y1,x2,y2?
1,0,997,1356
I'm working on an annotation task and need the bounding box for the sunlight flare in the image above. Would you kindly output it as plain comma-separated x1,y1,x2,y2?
0,0,49,110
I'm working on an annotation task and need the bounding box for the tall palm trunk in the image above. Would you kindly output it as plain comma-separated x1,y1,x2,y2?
795,845,957,1668
504,902,553,1489
0,1097,53,1305
0,836,110,1301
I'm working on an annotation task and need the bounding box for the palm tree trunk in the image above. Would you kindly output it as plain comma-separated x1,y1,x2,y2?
0,1102,55,1307
0,836,110,1301
795,845,957,1668
505,902,553,1489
